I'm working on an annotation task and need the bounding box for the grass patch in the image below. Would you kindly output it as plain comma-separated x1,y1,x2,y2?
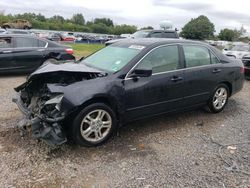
69,43,105,58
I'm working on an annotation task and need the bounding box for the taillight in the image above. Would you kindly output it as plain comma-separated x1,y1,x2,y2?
240,66,245,74
65,48,74,55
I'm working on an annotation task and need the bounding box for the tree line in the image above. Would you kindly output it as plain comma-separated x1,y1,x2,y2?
0,12,247,41
0,12,138,35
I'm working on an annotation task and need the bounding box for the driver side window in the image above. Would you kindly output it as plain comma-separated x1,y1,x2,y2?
136,45,179,74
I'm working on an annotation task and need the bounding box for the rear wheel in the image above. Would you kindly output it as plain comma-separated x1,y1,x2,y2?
72,103,117,146
207,84,229,113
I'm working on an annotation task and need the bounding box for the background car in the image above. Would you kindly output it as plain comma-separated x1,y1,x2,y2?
105,29,179,45
4,29,33,35
222,44,250,59
242,55,250,79
13,39,244,146
2,19,32,30
0,34,75,73
0,28,6,34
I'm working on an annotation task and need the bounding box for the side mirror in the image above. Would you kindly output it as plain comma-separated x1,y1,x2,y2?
131,68,152,78
224,48,228,51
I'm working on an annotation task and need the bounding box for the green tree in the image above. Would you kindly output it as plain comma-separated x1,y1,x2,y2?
180,15,215,40
113,24,137,35
36,13,46,22
71,13,85,25
94,18,114,27
50,15,65,24
90,23,110,34
140,26,154,30
218,29,238,41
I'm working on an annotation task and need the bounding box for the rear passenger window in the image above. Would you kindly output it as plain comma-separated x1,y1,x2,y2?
210,52,220,64
15,37,38,48
162,32,177,38
183,45,211,68
149,32,162,38
38,40,47,47
136,45,179,74
0,38,12,48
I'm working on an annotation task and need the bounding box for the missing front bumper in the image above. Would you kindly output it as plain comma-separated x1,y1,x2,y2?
12,94,67,146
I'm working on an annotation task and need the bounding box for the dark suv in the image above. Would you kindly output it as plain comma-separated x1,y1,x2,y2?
105,29,179,46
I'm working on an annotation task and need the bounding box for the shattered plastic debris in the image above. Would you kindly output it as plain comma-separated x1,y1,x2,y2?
227,145,237,154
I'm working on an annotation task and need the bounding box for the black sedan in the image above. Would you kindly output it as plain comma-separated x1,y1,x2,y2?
0,34,75,74
13,39,245,146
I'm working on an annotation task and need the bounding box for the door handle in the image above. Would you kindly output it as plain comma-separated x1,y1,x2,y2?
3,50,12,53
171,76,183,82
212,68,221,73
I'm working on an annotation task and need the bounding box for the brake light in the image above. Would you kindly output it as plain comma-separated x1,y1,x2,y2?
65,48,74,55
240,66,245,74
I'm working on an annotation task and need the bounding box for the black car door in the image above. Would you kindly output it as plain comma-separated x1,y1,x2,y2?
0,37,14,72
181,44,223,106
124,45,185,120
12,36,46,72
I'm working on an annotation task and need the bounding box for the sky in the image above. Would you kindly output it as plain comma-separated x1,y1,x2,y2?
0,0,249,33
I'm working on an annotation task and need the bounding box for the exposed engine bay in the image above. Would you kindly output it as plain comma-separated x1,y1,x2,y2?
13,62,105,146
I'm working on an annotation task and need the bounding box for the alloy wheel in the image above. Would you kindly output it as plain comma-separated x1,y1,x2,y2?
80,109,112,143
212,87,228,110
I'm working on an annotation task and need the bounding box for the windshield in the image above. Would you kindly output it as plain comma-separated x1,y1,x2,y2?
132,30,151,38
231,45,250,52
81,46,141,72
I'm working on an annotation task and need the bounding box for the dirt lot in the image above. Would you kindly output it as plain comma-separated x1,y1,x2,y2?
0,75,249,188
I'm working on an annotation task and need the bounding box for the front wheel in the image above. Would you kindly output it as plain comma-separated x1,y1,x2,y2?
207,84,229,113
72,103,117,146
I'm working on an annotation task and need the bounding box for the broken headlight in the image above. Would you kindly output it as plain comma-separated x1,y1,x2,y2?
44,94,64,111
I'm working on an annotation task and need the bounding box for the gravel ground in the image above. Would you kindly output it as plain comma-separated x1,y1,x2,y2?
0,75,249,188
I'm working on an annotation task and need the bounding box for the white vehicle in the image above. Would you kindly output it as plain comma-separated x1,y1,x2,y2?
223,44,250,59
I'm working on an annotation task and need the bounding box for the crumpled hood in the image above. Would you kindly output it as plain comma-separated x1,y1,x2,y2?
14,62,105,92
29,62,103,80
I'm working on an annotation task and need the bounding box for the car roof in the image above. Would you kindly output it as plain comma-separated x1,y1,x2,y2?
112,38,208,48
139,29,177,32
0,34,36,38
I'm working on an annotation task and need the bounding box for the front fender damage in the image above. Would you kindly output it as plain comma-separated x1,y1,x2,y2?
13,63,105,146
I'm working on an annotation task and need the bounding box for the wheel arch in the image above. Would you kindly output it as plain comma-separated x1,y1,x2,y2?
77,96,123,123
220,81,232,97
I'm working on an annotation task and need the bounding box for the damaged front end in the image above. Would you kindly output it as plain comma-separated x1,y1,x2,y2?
12,62,105,146
13,91,67,146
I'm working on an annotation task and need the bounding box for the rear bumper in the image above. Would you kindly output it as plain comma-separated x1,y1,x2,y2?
245,66,250,80
12,93,67,146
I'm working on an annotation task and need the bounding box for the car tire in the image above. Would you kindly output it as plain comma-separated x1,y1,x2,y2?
71,103,117,147
207,84,229,113
3,25,10,30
